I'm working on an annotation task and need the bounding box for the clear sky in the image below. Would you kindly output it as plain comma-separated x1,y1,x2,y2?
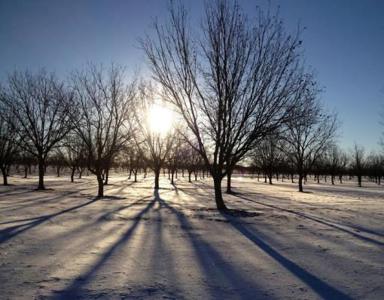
1,0,383,152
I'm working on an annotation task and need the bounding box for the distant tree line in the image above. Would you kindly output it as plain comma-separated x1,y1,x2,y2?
0,0,383,210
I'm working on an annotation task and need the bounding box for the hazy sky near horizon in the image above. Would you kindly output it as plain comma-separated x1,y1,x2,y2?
1,0,383,151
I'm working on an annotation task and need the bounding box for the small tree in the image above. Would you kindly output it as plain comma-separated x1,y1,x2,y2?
71,64,135,197
351,144,365,187
62,134,87,183
133,83,175,190
252,132,283,185
282,80,338,192
1,70,73,189
0,102,19,185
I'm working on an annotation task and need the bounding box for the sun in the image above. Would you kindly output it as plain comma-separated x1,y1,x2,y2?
147,103,174,135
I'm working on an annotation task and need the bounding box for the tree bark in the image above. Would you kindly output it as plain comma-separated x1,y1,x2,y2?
104,168,109,185
1,167,8,185
97,174,104,197
70,167,76,183
298,173,304,192
37,157,45,190
226,170,232,193
154,168,160,189
213,175,227,210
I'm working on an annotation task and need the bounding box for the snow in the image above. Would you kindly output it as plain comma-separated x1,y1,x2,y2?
0,174,383,299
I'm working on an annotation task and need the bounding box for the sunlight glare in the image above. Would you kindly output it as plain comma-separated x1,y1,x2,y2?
147,103,174,135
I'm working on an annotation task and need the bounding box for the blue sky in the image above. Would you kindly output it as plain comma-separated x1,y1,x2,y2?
1,0,383,151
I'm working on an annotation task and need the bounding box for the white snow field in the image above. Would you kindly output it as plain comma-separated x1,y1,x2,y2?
0,174,383,300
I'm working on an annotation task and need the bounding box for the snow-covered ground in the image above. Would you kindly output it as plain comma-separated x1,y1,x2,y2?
0,174,383,299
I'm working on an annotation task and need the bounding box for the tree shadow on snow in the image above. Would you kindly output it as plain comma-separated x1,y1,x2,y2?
220,211,353,300
0,197,99,244
155,191,270,299
234,193,384,245
52,196,157,299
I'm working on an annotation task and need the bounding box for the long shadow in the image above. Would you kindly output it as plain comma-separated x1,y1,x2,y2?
221,212,353,300
235,193,384,247
303,184,384,197
155,191,268,299
53,195,156,299
0,190,84,213
0,197,99,244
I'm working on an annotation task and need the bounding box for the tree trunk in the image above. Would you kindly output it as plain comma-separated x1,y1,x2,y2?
213,175,227,210
97,174,104,197
331,175,335,185
24,166,28,178
226,170,232,193
154,168,160,189
357,174,362,187
1,167,8,185
70,167,76,183
268,172,273,185
171,169,175,185
188,171,192,183
104,168,109,185
57,165,61,177
134,170,137,182
298,173,304,192
37,157,45,190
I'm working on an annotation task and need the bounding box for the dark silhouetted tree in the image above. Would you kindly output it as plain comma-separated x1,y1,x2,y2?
1,70,73,189
282,78,338,192
71,64,135,197
143,0,306,209
0,102,19,185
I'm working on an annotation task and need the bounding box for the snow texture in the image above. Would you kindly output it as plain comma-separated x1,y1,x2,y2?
0,175,383,299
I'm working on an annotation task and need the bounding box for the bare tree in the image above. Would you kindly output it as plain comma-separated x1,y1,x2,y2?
71,64,135,197
142,0,306,209
282,81,338,192
351,144,365,187
0,102,19,185
167,132,185,185
133,83,175,190
325,144,348,185
1,70,73,189
182,143,202,183
61,134,87,183
123,145,143,183
252,132,283,185
366,152,383,185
